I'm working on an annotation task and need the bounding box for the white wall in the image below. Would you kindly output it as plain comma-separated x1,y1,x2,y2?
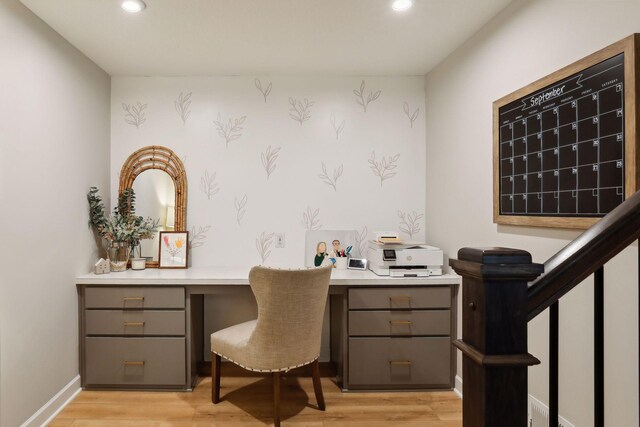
425,0,639,425
111,76,426,268
0,1,110,425
111,75,427,360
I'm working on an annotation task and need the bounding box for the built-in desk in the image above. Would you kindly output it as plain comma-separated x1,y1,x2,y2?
76,268,460,391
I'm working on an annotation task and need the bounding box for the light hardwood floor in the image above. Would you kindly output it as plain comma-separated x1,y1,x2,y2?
50,365,462,426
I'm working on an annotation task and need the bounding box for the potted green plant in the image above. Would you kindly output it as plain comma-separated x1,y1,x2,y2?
88,187,159,272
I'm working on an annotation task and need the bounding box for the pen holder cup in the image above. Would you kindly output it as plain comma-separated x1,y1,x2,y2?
335,257,348,270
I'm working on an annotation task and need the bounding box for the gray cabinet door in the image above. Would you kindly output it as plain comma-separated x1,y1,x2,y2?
85,287,185,309
349,287,451,309
349,310,450,336
85,337,186,386
85,310,186,336
348,337,450,387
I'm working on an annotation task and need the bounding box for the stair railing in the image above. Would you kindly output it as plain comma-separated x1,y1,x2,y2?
449,190,640,427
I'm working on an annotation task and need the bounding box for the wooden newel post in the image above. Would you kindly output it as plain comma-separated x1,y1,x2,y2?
449,247,544,427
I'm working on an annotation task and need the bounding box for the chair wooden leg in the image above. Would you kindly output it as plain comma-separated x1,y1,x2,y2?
211,353,221,404
310,360,325,411
273,372,281,427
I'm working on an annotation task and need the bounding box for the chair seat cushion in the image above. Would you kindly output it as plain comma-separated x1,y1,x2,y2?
211,319,318,372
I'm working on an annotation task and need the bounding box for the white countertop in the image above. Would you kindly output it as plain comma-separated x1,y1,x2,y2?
77,267,460,286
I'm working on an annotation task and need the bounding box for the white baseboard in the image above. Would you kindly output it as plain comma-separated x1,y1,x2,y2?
20,375,81,427
452,379,575,427
528,394,575,427
454,375,463,398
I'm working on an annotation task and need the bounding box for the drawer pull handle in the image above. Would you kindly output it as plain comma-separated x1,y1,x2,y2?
123,297,144,301
124,361,145,366
389,296,411,301
123,322,145,327
389,320,412,325
389,360,412,365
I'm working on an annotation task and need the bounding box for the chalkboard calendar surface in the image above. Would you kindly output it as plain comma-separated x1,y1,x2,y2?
493,35,639,229
499,54,624,216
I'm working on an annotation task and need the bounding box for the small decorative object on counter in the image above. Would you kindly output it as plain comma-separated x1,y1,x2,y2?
131,257,146,270
108,241,129,272
94,258,110,275
87,187,159,272
130,243,146,270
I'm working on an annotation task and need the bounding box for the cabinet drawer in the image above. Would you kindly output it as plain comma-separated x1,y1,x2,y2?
349,310,450,336
348,337,450,387
349,287,451,310
84,337,185,386
85,287,184,309
85,310,185,336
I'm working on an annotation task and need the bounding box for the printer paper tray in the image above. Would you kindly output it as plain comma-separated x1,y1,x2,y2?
388,266,443,278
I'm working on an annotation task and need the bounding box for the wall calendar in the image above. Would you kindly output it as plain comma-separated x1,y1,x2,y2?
493,34,640,229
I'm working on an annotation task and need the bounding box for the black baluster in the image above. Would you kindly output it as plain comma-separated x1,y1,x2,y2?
594,266,604,427
549,301,559,427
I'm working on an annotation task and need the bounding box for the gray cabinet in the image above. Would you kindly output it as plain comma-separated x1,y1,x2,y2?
76,273,459,392
79,286,187,390
346,286,454,390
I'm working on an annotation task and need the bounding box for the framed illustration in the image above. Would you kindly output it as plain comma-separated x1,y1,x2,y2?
493,34,639,229
158,231,189,269
304,230,360,268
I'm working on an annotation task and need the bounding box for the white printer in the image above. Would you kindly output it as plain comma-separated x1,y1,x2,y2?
367,241,443,277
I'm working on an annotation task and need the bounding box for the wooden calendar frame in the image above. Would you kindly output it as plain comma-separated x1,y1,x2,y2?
493,34,640,229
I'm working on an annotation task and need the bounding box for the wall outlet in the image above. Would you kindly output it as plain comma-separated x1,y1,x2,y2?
275,233,285,248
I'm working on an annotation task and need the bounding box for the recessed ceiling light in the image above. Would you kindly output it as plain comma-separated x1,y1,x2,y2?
121,0,146,13
392,0,413,12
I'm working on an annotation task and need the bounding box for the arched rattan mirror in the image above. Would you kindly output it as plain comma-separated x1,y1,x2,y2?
119,145,187,268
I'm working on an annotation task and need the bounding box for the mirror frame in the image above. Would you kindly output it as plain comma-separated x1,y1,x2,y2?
119,145,187,268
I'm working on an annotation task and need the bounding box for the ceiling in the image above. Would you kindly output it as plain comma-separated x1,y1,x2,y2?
20,0,512,76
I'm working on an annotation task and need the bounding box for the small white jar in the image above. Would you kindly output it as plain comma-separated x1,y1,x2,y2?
131,258,146,270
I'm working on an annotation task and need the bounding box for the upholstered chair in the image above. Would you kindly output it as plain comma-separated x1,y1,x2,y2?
210,265,332,426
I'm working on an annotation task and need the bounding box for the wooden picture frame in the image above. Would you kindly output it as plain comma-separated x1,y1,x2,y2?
158,231,189,269
493,34,640,229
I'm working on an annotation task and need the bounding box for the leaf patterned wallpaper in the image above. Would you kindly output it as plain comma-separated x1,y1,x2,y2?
111,76,426,267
